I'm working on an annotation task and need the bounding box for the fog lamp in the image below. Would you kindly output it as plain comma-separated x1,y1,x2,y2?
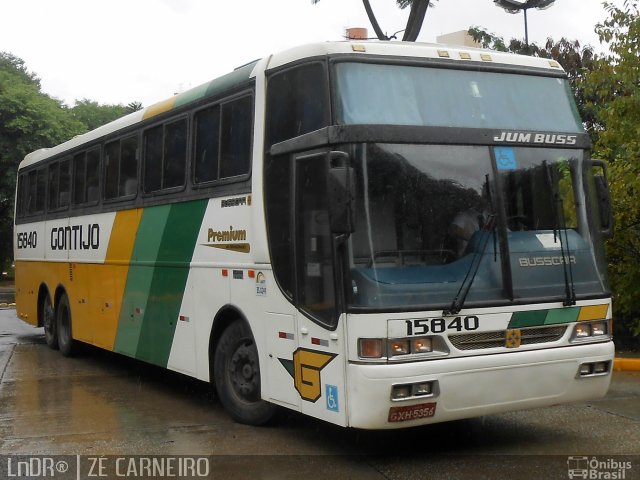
391,384,412,400
593,362,608,374
579,363,592,376
413,382,433,396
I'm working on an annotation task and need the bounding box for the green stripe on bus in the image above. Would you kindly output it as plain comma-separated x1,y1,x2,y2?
135,200,208,367
544,307,580,325
508,307,581,329
508,310,548,328
114,205,172,357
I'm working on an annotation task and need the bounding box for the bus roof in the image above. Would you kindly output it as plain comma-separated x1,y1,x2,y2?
20,41,565,170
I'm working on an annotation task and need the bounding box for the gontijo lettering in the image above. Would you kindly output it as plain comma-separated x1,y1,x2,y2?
51,224,100,250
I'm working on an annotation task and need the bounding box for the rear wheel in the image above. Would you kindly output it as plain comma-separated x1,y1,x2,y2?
56,293,77,357
42,292,58,350
213,321,276,425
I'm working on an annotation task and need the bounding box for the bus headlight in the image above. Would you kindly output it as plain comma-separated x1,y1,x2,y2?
389,339,410,356
571,319,611,343
411,337,433,354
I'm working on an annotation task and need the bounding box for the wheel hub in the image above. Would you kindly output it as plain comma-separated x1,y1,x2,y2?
229,342,259,400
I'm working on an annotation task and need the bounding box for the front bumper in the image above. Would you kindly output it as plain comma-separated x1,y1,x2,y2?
346,341,614,429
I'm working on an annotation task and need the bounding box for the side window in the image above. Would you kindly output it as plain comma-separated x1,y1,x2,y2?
48,158,72,211
48,162,60,210
296,153,337,327
193,95,252,185
120,136,138,196
105,136,138,199
264,155,293,299
144,119,187,193
35,168,46,213
73,152,86,205
220,96,252,178
164,119,187,189
104,140,120,199
73,147,100,205
24,168,46,215
193,105,220,184
16,174,26,218
266,63,328,146
144,125,163,192
59,158,71,208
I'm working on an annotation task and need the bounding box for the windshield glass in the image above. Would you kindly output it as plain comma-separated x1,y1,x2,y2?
334,62,584,132
347,144,608,310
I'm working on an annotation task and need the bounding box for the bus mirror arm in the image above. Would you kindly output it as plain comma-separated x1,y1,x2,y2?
592,159,614,238
328,151,356,235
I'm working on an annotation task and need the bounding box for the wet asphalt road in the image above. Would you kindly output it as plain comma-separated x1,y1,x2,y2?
1,308,639,480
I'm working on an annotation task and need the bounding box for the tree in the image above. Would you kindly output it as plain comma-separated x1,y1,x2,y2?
583,1,640,337
0,53,86,273
70,99,131,131
312,0,438,41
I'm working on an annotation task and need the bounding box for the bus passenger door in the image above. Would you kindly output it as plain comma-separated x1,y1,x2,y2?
293,151,347,427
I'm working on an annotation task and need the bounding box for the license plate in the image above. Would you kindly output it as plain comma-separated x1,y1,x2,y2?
388,402,437,423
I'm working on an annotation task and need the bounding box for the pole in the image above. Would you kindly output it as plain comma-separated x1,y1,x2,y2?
524,8,529,46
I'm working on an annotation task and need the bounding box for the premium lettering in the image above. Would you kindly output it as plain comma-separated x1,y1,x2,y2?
207,226,247,243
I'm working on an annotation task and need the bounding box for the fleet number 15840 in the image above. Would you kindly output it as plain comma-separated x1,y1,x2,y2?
405,316,479,336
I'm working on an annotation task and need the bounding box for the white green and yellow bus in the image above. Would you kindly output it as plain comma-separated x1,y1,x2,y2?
14,41,615,429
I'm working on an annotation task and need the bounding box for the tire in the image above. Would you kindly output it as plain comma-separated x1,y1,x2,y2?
213,321,276,425
56,293,77,357
42,292,58,350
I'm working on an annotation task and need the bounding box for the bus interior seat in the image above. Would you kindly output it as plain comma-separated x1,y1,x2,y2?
123,178,137,196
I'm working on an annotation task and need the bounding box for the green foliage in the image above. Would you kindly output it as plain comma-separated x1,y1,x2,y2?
468,27,599,132
0,52,142,273
583,1,640,336
0,52,87,272
70,99,130,131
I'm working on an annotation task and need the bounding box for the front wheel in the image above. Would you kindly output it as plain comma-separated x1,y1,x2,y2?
213,321,276,425
56,293,77,357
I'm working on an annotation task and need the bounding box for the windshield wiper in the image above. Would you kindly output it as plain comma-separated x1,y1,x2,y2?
444,213,496,316
544,161,576,306
444,174,498,316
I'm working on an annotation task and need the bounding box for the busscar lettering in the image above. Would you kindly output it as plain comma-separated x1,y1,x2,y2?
494,131,577,146
50,224,100,250
518,256,577,267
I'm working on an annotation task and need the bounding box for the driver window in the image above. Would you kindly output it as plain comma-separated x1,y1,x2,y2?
296,154,337,327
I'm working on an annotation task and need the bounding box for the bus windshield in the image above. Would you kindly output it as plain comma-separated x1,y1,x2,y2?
334,62,584,132
347,143,609,310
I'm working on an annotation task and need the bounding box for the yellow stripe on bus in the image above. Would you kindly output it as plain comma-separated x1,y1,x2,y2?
143,97,177,120
577,304,609,321
91,209,143,350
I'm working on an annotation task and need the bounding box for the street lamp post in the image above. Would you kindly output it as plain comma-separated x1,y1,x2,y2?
493,0,556,46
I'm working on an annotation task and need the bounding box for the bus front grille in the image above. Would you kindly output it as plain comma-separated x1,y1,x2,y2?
449,325,568,351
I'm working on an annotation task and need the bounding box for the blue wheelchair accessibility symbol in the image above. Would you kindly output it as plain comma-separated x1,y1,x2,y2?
326,385,339,412
495,146,517,170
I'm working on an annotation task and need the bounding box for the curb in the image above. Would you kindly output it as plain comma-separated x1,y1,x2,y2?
613,357,640,372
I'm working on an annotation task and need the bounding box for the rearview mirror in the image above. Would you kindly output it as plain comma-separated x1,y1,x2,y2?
327,151,356,234
591,159,614,238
